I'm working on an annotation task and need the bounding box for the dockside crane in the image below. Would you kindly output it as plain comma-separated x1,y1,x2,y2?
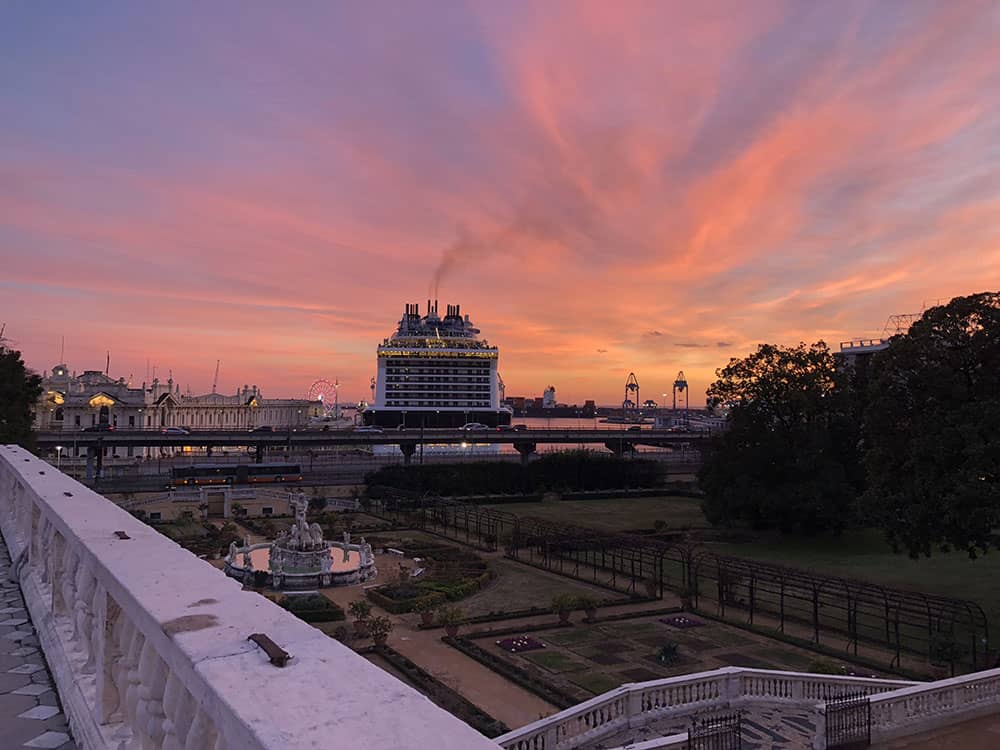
212,359,220,394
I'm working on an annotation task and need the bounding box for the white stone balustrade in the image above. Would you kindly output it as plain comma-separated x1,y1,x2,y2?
0,445,501,750
496,668,915,750
866,667,1000,744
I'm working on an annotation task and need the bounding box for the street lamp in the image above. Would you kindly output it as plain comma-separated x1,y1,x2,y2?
55,446,62,470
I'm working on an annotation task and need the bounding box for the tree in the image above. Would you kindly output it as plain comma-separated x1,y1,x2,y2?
864,292,1000,558
699,342,860,533
0,341,43,450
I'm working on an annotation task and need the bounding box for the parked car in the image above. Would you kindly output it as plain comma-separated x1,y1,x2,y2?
83,423,114,432
627,425,642,433
461,422,489,431
354,425,384,433
513,424,528,431
250,425,274,433
162,426,191,435
497,424,514,431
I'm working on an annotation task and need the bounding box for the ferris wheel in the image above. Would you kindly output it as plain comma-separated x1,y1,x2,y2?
307,379,340,415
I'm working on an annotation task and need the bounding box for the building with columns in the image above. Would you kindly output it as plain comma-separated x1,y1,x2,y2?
35,362,322,457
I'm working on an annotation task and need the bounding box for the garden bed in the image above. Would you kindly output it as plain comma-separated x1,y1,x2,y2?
442,636,581,709
277,593,345,623
365,538,494,614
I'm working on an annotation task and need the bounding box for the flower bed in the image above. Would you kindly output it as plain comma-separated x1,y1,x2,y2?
496,636,546,653
662,615,705,629
443,636,580,709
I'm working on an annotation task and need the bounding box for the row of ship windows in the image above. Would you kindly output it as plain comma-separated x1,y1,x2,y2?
386,383,490,391
385,377,490,384
385,401,491,407
384,367,490,375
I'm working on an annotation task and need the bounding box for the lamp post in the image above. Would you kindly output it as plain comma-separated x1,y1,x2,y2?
55,446,62,470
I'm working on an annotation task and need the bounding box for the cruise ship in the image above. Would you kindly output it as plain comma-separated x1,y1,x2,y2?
361,301,513,429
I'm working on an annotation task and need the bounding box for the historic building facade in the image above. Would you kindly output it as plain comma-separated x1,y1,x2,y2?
35,363,322,457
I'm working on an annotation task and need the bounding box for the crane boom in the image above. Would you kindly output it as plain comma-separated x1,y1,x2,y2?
213,359,220,393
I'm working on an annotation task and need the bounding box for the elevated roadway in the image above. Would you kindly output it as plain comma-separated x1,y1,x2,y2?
37,427,710,482
37,426,709,450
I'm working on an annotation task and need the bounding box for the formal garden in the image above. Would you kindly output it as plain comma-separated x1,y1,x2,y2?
363,536,494,614
453,612,889,705
140,515,242,558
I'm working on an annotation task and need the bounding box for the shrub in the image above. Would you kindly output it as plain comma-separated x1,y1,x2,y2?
807,659,844,675
349,599,372,622
656,642,680,665
551,593,577,613
369,615,393,644
438,606,465,626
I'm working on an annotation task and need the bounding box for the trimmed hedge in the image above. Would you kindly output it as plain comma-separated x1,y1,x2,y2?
366,645,509,737
367,588,447,615
420,596,649,629
443,637,580,709
366,451,665,496
367,570,495,614
278,594,346,623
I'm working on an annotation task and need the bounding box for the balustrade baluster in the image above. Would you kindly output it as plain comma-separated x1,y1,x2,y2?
73,561,96,668
50,532,66,615
136,642,170,747
123,623,146,733
183,707,220,750
161,672,191,750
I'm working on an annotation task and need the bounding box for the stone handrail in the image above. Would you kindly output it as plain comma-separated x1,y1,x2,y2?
865,667,1000,744
0,445,500,750
496,667,915,750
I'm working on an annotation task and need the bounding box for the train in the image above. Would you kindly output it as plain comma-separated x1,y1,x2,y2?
169,463,303,487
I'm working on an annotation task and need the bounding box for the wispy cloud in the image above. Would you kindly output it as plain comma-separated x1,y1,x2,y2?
2,1,998,403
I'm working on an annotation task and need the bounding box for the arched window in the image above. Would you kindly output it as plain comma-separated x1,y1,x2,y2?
54,407,64,421
99,405,110,424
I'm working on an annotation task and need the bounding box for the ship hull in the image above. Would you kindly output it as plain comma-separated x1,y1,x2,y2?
361,408,512,429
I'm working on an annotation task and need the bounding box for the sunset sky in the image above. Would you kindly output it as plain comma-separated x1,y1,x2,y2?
2,1,998,405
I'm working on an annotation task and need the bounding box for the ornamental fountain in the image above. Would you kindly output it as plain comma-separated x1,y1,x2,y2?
224,492,376,589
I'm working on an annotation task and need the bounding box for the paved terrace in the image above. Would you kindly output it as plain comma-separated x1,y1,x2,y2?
0,445,501,750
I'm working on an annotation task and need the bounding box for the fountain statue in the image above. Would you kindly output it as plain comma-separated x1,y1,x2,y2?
223,491,377,590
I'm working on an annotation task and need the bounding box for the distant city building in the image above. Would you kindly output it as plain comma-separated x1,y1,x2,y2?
838,338,890,369
542,386,556,409
35,362,322,456
502,394,597,418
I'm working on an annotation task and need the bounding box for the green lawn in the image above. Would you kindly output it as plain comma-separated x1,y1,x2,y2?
706,529,1000,631
484,495,708,533
567,672,622,695
521,650,587,673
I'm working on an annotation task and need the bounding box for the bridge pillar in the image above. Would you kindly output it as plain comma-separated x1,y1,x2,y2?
85,447,96,481
206,445,213,458
95,441,105,480
514,442,536,466
399,442,417,466
604,440,635,456
254,444,264,464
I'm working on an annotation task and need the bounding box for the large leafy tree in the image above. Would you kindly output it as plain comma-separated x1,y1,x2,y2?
864,292,1000,558
699,342,860,533
0,341,43,450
